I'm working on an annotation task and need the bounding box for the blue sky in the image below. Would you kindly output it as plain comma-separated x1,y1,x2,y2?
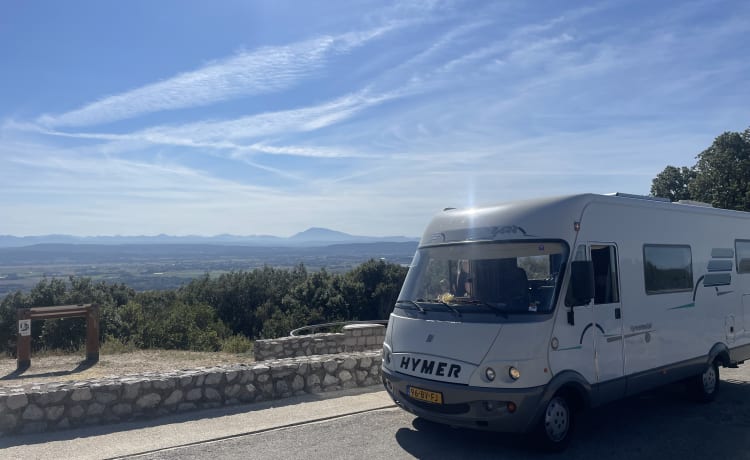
1,0,748,237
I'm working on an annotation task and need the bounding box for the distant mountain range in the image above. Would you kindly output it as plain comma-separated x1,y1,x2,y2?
0,227,418,248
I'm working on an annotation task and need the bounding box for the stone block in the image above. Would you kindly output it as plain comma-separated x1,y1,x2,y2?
87,403,105,416
69,405,85,419
338,370,353,382
275,380,289,395
239,370,255,384
22,404,44,421
323,360,338,374
94,391,119,405
342,357,357,370
204,372,223,386
45,405,65,422
153,379,176,391
112,403,132,417
122,382,141,400
322,374,339,387
33,390,69,406
6,393,29,411
204,388,221,402
164,390,184,406
306,374,321,388
136,393,162,410
252,364,270,374
0,413,18,432
224,385,241,399
177,402,197,412
186,389,202,401
291,375,305,392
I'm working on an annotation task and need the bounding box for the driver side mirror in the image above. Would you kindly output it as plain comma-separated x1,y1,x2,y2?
570,261,594,306
566,261,594,325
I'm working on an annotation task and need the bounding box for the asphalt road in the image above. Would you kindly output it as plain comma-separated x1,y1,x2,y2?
4,368,750,460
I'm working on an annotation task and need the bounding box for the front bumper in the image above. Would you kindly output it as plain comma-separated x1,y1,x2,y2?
382,367,544,433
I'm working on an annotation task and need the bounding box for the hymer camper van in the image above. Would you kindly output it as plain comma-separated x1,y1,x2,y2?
381,193,750,450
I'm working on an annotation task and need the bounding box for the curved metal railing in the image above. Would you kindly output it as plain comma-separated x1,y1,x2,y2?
289,320,388,337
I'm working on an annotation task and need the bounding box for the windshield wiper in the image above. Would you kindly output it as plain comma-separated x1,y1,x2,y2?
396,299,426,313
416,298,462,317
450,298,509,318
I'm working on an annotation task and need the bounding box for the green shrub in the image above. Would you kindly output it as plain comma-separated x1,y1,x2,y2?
221,334,253,354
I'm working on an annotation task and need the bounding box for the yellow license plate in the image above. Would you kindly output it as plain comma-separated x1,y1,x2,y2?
409,386,443,404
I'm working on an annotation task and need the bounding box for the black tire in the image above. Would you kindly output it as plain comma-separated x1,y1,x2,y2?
690,360,720,403
533,393,575,452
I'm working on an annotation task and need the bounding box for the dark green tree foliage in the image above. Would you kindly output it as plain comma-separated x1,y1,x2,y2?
0,260,408,355
651,127,750,210
690,131,750,210
650,166,695,202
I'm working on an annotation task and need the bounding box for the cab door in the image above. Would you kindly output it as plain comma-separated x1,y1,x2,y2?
590,243,625,396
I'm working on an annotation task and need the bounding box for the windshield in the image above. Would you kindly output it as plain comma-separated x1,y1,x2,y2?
398,241,568,315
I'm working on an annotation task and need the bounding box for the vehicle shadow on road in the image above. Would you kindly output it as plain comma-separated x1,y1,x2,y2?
395,379,750,459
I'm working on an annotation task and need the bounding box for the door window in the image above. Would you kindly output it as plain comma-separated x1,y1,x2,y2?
591,245,620,304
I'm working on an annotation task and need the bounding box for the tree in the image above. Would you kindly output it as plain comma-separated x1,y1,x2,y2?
650,166,695,202
651,127,750,210
689,131,750,211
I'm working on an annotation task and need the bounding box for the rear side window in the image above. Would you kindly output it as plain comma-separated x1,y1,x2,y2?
736,240,750,273
643,245,693,294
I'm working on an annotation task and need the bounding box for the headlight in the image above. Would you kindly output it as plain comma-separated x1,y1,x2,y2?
485,367,496,381
508,366,521,380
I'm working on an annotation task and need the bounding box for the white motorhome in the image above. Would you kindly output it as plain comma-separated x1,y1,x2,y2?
381,193,750,450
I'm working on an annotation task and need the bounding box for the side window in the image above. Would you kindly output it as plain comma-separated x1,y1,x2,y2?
736,240,750,273
591,245,620,304
643,245,693,294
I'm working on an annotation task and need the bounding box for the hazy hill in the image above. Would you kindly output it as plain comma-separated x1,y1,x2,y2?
0,228,418,248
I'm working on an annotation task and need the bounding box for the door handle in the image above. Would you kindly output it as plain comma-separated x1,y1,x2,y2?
614,308,621,319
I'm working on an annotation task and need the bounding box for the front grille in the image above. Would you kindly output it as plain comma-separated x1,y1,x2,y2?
400,391,470,415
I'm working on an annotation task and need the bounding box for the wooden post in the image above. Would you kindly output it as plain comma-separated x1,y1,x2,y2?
14,304,100,371
16,308,31,371
85,304,100,363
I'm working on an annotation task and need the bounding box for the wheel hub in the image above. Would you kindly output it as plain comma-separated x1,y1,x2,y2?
544,397,569,442
703,365,717,394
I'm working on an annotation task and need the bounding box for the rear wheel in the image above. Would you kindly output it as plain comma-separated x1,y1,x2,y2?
690,360,720,403
533,393,575,452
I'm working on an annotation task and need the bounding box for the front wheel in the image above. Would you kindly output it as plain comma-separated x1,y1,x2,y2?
533,393,575,452
690,360,720,403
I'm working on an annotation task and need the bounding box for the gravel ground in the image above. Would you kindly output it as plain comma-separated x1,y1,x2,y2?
0,350,254,389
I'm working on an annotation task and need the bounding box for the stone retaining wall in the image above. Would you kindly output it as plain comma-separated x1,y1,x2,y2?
0,351,382,436
253,324,386,361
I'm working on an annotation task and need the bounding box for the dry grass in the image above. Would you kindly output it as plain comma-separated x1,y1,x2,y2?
0,349,255,389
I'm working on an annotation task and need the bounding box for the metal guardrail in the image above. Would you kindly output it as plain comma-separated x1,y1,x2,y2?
289,320,388,337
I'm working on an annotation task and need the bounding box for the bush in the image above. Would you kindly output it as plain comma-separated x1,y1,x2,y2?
221,334,254,354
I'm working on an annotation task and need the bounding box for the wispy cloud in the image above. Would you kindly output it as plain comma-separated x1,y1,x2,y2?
36,89,408,153
35,24,401,129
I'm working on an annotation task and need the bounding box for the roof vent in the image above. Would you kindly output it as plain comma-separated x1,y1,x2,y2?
676,200,713,207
